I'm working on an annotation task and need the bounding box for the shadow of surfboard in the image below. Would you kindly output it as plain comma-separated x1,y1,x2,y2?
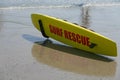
35,39,115,62
23,34,114,62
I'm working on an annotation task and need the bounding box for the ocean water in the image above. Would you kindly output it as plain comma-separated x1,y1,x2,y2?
0,0,120,8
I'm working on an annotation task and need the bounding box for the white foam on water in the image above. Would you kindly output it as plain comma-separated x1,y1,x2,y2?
1,0,120,10
0,5,74,10
83,3,120,7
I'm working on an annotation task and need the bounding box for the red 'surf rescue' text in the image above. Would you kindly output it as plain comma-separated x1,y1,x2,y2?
49,24,90,47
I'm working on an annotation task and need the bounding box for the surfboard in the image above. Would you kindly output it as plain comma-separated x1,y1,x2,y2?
31,13,117,56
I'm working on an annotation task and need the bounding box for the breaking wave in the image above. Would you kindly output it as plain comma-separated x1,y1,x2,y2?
83,3,120,7
1,0,120,10
0,5,75,10
1,3,120,10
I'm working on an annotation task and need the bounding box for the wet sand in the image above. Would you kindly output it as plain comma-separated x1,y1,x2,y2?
0,6,120,80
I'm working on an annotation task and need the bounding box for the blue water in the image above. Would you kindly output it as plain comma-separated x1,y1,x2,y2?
0,0,120,8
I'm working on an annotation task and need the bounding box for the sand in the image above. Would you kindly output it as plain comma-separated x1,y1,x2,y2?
0,6,120,80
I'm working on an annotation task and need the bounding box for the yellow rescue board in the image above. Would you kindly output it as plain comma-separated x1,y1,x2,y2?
31,13,117,56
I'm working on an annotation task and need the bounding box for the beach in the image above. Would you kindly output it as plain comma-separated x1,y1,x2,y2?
0,1,120,80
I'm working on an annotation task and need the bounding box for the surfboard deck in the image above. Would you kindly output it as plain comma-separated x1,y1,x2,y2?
31,13,117,56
